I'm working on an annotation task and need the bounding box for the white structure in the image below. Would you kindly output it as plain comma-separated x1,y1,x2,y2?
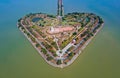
50,27,55,32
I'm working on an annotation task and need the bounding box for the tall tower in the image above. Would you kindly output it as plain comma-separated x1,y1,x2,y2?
57,0,64,17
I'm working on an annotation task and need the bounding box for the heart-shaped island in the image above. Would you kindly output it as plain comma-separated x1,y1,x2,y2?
17,0,104,68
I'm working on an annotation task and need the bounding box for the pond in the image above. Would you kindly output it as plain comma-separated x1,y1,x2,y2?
32,18,43,22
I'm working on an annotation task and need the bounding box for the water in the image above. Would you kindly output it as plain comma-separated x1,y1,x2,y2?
32,18,43,22
0,0,120,78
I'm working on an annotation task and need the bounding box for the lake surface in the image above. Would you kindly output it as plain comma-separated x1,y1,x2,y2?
0,0,120,78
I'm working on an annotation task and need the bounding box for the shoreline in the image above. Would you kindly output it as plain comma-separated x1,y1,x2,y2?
18,22,104,68
17,12,104,68
61,23,104,68
18,23,63,68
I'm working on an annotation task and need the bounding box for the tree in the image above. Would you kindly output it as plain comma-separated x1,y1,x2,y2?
27,33,30,37
47,56,53,61
18,18,22,22
73,32,77,35
83,38,87,41
31,37,36,43
41,48,47,54
89,33,94,36
68,52,74,60
53,53,57,57
69,52,74,57
57,60,62,65
81,23,84,28
36,43,40,47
